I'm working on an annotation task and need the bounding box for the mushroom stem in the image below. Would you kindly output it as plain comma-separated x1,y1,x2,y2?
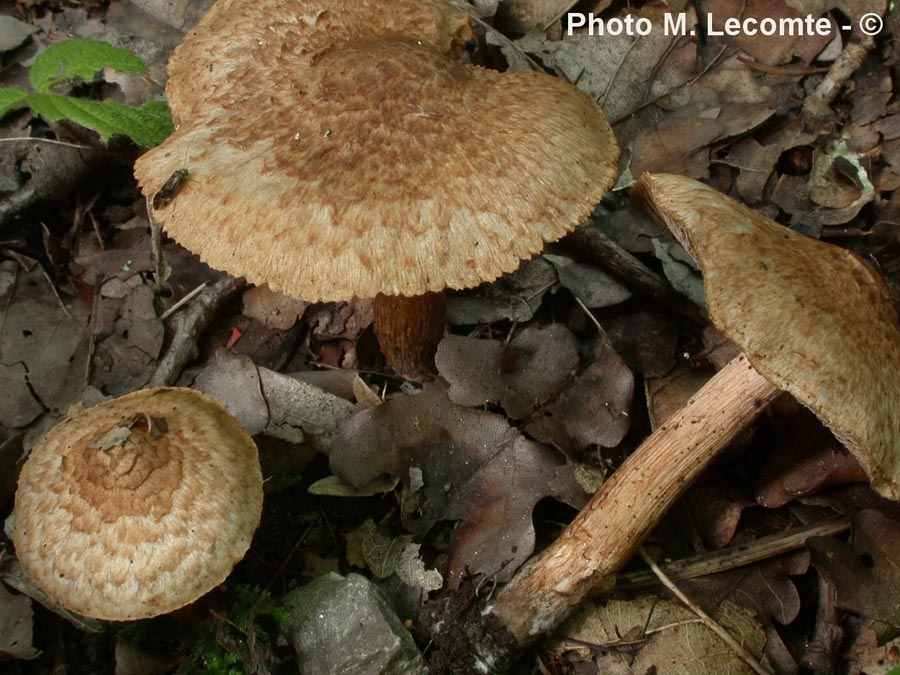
372,292,446,380
487,353,779,644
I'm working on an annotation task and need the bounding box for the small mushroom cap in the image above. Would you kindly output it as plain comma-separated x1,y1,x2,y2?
134,0,618,301
633,173,900,500
13,387,263,621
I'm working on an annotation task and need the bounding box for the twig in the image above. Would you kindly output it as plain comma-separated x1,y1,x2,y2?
619,517,850,589
736,56,829,76
148,275,245,387
542,1,580,31
146,199,170,291
638,548,773,675
563,223,705,323
599,36,640,108
0,136,91,150
801,573,843,672
159,282,207,321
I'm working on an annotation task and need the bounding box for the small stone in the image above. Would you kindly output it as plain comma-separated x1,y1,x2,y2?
283,573,425,675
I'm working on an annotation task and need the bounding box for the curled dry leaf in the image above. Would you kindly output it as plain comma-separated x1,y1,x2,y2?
435,324,579,419
194,352,355,449
445,257,557,325
543,254,632,308
756,406,868,508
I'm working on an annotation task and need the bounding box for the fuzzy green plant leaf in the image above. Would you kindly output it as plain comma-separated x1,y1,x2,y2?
29,38,146,93
0,87,29,118
26,94,173,147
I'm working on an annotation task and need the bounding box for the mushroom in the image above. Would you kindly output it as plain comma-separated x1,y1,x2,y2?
13,387,263,621
480,173,900,652
133,0,618,379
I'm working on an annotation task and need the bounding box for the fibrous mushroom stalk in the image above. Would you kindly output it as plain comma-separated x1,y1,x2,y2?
373,292,446,380
488,354,779,642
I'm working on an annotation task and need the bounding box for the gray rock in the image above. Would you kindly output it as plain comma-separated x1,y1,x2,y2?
284,573,426,675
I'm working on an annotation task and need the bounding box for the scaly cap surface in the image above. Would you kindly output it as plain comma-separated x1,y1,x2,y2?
134,0,619,301
633,173,900,500
13,387,263,620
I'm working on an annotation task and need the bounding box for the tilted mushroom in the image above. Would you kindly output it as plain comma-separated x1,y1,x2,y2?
133,0,618,379
13,387,263,621
476,173,900,658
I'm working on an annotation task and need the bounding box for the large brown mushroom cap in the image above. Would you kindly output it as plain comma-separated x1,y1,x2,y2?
633,173,900,500
134,0,619,301
13,387,263,621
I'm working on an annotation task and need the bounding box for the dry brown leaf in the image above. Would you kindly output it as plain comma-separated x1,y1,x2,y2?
330,383,587,584
685,482,754,550
756,406,868,508
307,299,373,342
445,257,557,325
242,285,309,330
544,254,632,308
629,116,725,180
0,582,38,660
72,227,155,285
557,595,768,675
603,310,679,378
845,626,900,675
92,280,164,396
646,363,714,429
443,434,586,587
808,509,900,630
703,0,833,66
435,325,580,419
525,343,634,453
0,260,89,428
851,68,892,126
682,551,809,626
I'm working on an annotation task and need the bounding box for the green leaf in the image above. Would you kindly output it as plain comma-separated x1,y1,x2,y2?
30,38,147,93
26,93,174,147
0,86,29,118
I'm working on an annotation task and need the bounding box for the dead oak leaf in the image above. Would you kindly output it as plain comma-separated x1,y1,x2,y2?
808,509,900,630
0,260,89,427
0,582,38,660
435,324,579,419
442,434,586,588
703,0,833,66
330,383,587,585
525,343,634,453
629,116,725,180
557,595,768,675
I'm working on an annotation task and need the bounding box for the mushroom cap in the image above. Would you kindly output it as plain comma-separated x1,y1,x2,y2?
134,0,619,301
13,387,263,621
632,173,900,500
